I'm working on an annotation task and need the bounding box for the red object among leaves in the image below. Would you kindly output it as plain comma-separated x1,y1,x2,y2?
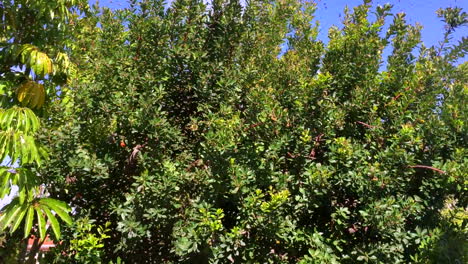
27,235,56,251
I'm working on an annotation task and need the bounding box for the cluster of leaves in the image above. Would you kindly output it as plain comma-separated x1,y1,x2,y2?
23,0,468,263
0,0,91,262
44,217,112,263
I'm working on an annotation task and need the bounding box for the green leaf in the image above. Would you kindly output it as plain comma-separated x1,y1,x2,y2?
0,134,7,163
18,185,26,204
24,206,34,239
10,203,28,233
40,198,72,225
0,199,20,230
0,168,12,199
24,135,40,166
36,207,46,240
41,205,61,239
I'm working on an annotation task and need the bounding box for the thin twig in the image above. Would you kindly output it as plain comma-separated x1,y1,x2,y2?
408,165,446,174
244,122,264,131
356,121,378,129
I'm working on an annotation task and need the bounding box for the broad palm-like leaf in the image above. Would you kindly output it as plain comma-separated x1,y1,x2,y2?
0,197,72,240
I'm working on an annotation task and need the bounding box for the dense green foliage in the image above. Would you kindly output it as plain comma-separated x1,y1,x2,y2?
0,0,90,262
2,0,468,263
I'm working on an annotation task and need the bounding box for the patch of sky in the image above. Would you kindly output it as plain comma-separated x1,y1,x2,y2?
0,157,19,210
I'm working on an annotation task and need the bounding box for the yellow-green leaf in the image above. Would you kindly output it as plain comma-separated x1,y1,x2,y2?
40,198,72,225
23,206,34,239
10,203,28,233
41,205,61,239
35,207,46,240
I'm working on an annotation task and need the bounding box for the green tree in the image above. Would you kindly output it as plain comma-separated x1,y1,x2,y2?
40,0,466,263
0,0,90,262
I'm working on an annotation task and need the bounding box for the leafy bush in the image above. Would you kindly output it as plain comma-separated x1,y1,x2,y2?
35,0,467,263
45,217,111,263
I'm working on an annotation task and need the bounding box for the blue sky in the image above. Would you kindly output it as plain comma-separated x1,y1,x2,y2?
90,0,467,47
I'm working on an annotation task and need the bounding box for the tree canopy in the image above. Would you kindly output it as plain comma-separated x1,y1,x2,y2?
1,0,467,263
